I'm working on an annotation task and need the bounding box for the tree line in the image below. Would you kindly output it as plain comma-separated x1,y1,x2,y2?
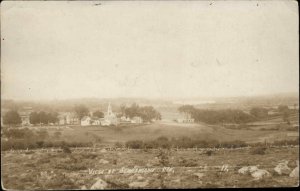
178,104,295,124
29,111,59,125
120,103,161,122
2,103,161,126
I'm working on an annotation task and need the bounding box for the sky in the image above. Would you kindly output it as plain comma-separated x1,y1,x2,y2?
1,1,299,101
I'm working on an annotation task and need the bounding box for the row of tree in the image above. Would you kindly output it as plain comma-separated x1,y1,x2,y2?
73,105,104,121
120,103,161,122
178,104,294,124
29,111,59,125
2,110,22,125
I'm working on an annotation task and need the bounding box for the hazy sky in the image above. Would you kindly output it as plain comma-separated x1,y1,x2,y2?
1,1,299,100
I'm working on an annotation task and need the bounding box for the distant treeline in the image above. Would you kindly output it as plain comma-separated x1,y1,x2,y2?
29,111,59,125
120,103,161,122
178,104,296,124
178,105,255,124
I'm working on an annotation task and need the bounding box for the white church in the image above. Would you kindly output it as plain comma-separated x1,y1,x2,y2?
103,102,119,126
81,103,119,126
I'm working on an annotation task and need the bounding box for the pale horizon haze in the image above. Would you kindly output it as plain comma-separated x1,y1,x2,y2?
1,1,299,101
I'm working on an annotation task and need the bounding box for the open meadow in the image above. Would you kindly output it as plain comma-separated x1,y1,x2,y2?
39,116,298,146
1,115,299,189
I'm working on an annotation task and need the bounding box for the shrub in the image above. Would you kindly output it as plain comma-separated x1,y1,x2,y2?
179,158,198,167
114,142,124,148
143,141,156,149
206,150,213,156
62,145,72,154
250,146,267,155
82,153,98,159
125,140,144,149
36,141,44,147
156,149,169,166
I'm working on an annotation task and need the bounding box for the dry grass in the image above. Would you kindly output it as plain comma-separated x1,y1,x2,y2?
1,147,298,189
37,120,298,146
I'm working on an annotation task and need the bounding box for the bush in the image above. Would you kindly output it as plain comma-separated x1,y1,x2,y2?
143,141,156,149
206,150,213,156
125,140,144,149
114,142,124,148
156,149,169,166
220,140,247,148
179,158,198,167
62,145,72,154
155,136,171,149
250,146,267,155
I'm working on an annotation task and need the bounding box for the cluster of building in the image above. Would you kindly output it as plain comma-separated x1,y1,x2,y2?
57,103,143,127
80,103,143,126
1,103,144,127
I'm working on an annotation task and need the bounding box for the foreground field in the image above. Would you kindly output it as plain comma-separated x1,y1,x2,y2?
1,147,299,189
41,120,298,146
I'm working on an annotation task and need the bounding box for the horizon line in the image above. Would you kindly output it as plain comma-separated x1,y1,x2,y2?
1,91,299,103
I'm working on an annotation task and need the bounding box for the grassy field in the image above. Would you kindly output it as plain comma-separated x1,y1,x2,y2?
1,147,298,189
1,112,299,189
40,119,298,146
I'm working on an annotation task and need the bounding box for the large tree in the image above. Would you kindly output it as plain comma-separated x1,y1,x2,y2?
3,110,22,126
29,111,59,125
120,104,126,116
123,103,161,122
93,110,104,118
74,105,89,123
29,112,40,125
178,105,195,115
47,112,59,124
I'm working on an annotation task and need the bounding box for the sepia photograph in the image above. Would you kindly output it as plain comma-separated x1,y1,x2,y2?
0,0,299,189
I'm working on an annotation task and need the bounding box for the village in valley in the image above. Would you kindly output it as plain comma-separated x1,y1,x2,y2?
1,1,299,190
1,95,299,189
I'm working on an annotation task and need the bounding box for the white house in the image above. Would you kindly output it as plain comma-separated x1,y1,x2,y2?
58,112,79,125
58,116,67,125
131,116,143,124
100,118,110,126
91,117,101,126
120,116,131,122
19,107,33,126
81,116,91,126
176,113,194,123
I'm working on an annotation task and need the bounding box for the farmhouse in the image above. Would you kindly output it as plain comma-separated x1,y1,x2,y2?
120,116,131,122
91,117,101,125
58,115,67,125
19,107,33,126
176,113,195,123
131,116,143,124
58,112,79,125
81,116,91,126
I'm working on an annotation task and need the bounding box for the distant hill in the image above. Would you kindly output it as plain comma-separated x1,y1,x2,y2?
1,92,298,112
